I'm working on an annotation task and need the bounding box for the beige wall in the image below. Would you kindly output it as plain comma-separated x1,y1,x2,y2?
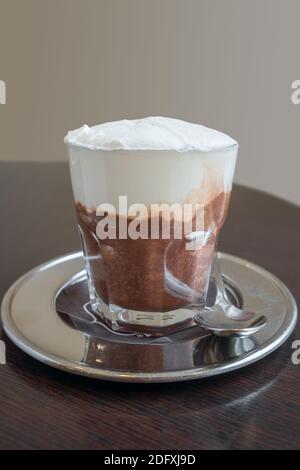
0,0,299,204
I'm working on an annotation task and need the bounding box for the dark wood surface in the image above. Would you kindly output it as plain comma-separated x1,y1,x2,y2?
0,161,299,450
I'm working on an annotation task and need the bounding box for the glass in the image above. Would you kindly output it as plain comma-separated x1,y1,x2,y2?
66,143,238,336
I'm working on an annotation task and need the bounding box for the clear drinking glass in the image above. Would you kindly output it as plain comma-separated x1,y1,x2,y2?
66,142,238,336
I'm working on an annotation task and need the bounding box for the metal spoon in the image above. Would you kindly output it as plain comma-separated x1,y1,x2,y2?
196,306,267,337
195,254,267,337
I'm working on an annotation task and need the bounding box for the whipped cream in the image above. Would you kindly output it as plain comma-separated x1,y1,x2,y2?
64,116,237,152
65,117,238,209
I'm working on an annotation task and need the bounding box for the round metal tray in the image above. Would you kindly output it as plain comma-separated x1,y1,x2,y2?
1,251,297,383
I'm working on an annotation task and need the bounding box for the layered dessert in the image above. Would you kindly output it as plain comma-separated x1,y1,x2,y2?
65,117,237,326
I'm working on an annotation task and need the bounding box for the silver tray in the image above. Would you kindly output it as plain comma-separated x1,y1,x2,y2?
1,251,297,383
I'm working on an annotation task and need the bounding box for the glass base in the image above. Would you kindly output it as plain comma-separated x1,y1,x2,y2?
93,300,198,337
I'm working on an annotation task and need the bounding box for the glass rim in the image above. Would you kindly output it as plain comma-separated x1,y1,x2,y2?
64,141,238,154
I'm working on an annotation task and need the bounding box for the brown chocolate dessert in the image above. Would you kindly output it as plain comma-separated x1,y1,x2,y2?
75,192,230,313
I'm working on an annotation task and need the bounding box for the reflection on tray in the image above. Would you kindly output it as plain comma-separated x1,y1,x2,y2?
56,276,258,372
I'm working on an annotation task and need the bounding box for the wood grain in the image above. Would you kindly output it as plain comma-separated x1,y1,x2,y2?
0,162,299,450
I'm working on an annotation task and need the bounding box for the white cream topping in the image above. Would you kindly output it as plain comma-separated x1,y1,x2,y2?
64,116,237,152
65,117,238,209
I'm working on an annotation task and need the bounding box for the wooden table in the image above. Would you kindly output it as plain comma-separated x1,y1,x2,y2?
0,162,299,450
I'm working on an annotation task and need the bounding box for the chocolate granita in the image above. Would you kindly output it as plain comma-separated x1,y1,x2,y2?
76,191,230,312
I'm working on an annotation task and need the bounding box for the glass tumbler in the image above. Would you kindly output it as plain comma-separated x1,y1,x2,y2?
66,142,238,336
